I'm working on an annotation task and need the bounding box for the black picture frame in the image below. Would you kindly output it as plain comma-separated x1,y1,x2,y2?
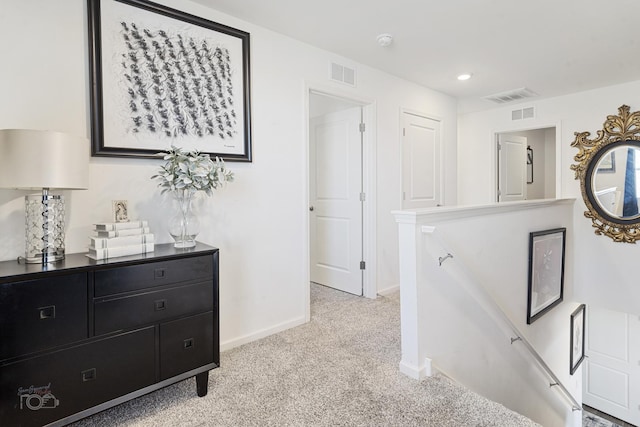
526,146,533,184
526,228,566,324
570,304,586,375
88,0,252,162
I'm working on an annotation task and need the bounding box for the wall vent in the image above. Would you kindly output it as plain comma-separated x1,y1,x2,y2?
483,87,537,104
330,62,356,87
511,106,536,121
512,109,523,120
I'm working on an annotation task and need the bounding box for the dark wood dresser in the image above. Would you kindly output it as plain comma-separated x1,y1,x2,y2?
0,243,219,426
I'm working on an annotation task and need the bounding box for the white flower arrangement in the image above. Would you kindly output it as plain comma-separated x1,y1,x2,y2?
152,145,234,196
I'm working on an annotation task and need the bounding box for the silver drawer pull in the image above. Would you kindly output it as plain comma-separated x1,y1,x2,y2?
38,305,56,320
81,368,97,382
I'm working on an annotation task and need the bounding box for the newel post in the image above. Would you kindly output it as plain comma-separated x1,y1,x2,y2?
393,211,432,379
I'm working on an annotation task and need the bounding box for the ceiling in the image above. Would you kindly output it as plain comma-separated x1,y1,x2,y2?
192,0,640,113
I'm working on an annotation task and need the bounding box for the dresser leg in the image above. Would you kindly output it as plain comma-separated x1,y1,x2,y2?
196,371,209,397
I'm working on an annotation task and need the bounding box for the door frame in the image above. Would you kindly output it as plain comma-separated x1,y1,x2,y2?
492,122,562,203
303,82,377,321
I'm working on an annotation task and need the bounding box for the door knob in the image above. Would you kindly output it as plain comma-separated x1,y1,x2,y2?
309,206,314,211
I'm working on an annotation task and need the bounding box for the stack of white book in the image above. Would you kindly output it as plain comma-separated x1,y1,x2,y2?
87,220,154,260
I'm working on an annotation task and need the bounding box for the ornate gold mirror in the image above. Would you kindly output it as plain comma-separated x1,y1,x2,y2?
571,105,640,243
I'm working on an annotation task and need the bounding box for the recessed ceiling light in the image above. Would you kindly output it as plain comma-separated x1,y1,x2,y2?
457,73,472,81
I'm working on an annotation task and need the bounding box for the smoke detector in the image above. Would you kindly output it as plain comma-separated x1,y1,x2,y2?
377,33,393,47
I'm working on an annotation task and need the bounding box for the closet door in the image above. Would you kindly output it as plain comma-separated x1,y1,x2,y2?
401,112,442,209
583,306,640,425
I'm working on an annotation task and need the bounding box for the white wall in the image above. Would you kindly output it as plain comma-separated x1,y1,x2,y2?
309,92,358,118
395,200,581,427
0,0,457,348
458,81,640,315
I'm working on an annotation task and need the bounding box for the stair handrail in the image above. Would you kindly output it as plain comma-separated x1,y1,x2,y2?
421,225,581,412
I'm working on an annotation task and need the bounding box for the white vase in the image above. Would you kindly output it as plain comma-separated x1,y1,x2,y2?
168,189,200,248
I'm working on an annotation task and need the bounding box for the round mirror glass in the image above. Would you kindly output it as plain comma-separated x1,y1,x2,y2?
591,143,640,220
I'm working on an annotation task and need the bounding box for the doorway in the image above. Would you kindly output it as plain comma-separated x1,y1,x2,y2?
401,111,442,209
496,127,557,202
309,97,362,295
307,89,376,301
497,133,527,202
583,306,640,426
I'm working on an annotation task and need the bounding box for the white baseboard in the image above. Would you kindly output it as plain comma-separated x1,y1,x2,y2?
377,284,400,296
399,357,435,380
220,316,307,352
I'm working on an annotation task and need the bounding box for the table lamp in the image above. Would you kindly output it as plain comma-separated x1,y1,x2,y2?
0,129,89,264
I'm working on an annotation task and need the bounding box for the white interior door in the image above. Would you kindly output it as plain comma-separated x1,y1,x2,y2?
498,134,527,202
401,113,441,209
309,106,363,296
583,306,640,425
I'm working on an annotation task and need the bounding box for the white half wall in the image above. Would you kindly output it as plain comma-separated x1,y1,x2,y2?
394,200,581,427
0,0,457,348
458,80,640,315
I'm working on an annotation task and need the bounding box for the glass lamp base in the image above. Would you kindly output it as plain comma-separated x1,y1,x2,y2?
21,250,65,264
24,193,66,264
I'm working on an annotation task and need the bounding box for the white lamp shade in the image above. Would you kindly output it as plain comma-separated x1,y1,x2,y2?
0,129,89,190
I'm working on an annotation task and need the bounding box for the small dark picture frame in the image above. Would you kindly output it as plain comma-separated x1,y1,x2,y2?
570,304,586,375
526,146,533,184
527,228,566,324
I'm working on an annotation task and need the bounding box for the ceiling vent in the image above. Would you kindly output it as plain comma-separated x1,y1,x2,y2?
483,87,537,104
511,106,535,121
330,62,356,87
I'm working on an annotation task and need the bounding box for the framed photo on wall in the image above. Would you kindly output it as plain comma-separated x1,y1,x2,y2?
526,146,533,184
527,228,566,324
88,0,252,161
570,304,586,375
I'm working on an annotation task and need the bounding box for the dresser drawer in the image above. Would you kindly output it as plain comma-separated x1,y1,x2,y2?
160,311,214,380
0,273,87,360
94,281,213,335
0,326,155,427
94,255,213,296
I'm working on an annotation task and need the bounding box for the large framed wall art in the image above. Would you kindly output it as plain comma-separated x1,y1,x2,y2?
526,227,566,324
88,0,252,161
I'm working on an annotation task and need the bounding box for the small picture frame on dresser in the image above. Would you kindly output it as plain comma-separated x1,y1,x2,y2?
112,200,129,223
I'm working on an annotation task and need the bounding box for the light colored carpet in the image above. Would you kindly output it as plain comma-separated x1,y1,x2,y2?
582,407,626,427
72,284,539,426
